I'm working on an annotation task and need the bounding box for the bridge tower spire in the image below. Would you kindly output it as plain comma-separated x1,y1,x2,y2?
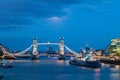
59,37,64,55
32,37,39,60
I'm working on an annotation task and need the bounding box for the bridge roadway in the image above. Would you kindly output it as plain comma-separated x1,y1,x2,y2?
15,53,75,58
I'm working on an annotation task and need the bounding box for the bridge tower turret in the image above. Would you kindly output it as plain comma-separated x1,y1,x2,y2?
32,37,39,60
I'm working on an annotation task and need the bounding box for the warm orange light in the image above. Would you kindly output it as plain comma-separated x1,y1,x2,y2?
0,55,5,59
94,68,101,72
58,60,64,63
115,65,120,69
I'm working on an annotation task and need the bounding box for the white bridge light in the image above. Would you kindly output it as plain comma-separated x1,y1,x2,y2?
48,42,50,44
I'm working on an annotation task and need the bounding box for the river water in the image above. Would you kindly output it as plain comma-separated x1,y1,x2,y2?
0,58,120,80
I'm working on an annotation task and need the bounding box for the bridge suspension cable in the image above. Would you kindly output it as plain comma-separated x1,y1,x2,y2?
64,45,80,58
14,45,33,56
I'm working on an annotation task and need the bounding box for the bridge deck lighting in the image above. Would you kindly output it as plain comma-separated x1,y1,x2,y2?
48,42,50,44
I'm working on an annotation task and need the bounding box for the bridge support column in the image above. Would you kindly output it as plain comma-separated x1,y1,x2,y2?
58,37,65,60
31,37,39,60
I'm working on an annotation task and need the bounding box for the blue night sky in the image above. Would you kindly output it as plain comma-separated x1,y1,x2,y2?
0,0,119,51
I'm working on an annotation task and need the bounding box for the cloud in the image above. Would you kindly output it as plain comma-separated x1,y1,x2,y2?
0,0,79,26
45,16,67,26
47,16,62,22
79,4,103,13
0,0,111,30
74,0,112,13
103,1,112,6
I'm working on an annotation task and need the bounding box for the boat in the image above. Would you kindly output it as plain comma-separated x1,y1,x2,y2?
0,65,13,68
69,59,101,68
69,47,101,68
0,59,13,68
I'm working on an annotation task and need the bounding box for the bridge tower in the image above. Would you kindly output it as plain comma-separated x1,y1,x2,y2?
58,37,65,60
59,37,64,55
31,37,39,60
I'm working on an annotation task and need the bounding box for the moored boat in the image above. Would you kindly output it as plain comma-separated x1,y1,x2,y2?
69,59,101,68
0,59,13,68
69,47,101,68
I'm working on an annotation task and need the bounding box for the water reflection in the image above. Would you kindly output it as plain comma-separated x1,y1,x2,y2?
58,60,64,63
110,73,120,80
115,65,120,70
1,60,120,80
94,68,101,80
108,64,120,80
94,68,101,72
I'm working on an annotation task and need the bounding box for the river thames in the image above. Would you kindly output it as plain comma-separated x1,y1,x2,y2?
0,57,120,80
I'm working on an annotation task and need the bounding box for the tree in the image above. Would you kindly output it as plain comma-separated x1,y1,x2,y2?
0,50,4,59
0,50,3,56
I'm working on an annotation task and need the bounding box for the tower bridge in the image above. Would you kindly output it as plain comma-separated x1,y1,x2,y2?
2,37,80,60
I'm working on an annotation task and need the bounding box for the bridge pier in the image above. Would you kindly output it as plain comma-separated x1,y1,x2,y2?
58,37,66,60
31,37,39,60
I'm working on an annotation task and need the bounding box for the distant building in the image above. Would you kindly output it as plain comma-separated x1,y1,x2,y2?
48,46,53,53
106,38,120,56
0,44,4,59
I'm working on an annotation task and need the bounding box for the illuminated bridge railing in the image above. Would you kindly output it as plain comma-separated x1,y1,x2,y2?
38,43,60,46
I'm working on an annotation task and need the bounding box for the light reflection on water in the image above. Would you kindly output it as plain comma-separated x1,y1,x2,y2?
0,60,120,80
94,68,101,80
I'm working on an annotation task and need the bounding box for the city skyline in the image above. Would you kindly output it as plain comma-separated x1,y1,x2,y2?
0,0,119,51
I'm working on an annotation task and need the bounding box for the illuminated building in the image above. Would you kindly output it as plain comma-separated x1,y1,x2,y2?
106,38,120,56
